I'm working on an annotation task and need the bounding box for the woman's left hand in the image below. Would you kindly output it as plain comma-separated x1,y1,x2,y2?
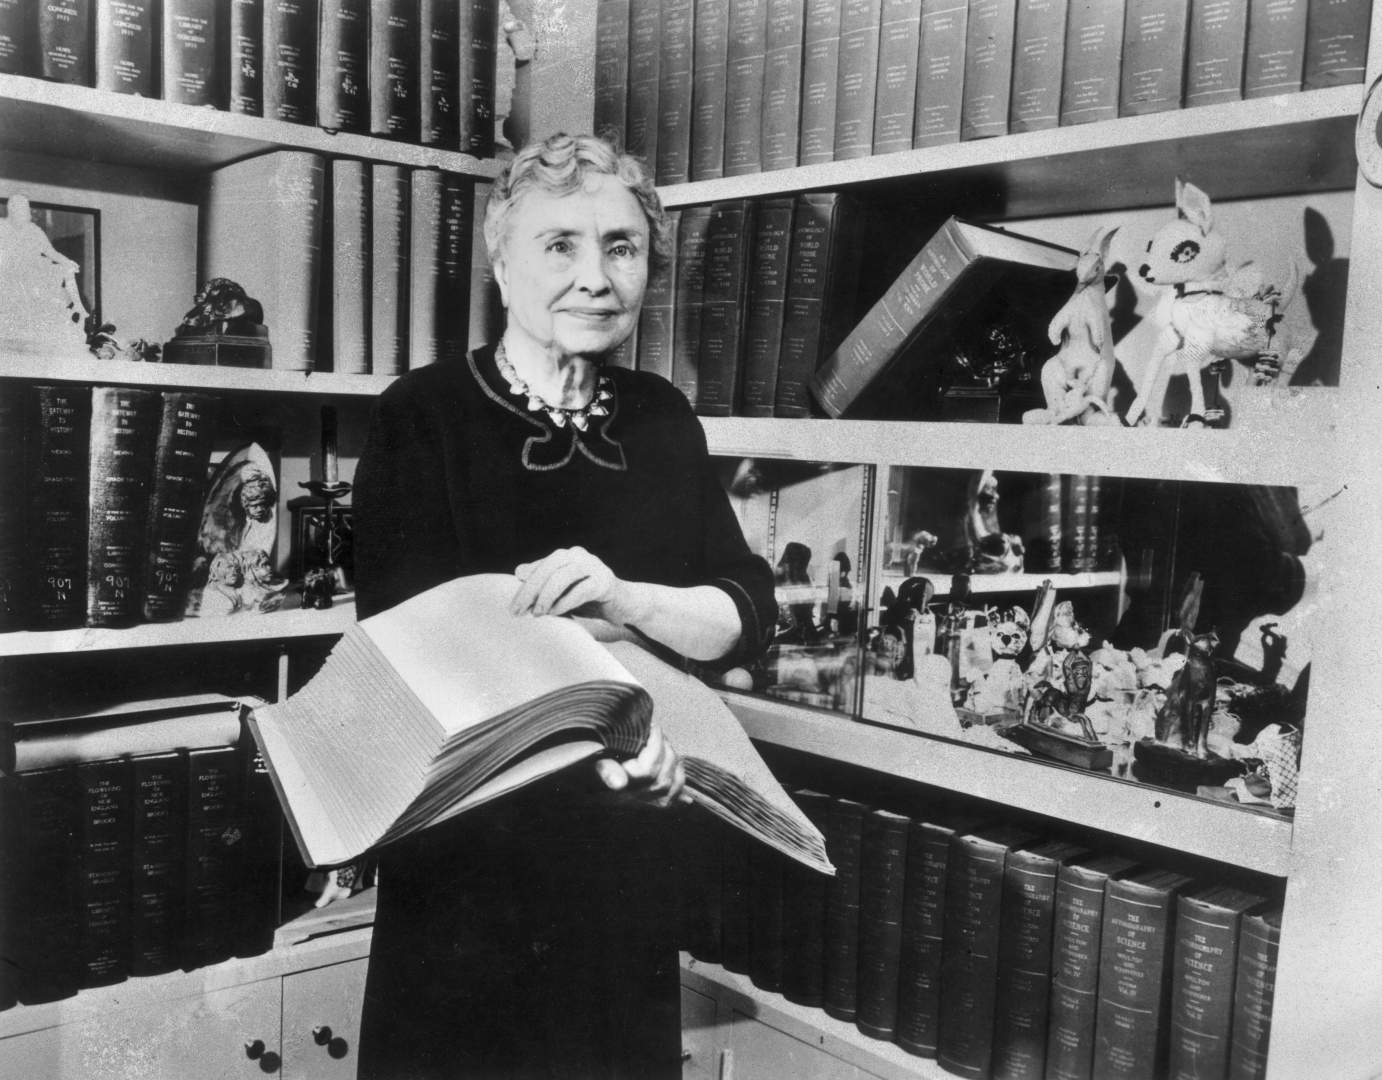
512,546,634,624
593,721,692,808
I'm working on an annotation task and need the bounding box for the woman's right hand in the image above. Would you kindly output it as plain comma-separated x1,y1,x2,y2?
594,721,692,809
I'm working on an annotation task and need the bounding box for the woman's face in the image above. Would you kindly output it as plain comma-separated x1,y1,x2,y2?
494,173,650,360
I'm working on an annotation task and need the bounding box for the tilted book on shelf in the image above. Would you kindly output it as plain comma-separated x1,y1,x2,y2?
249,574,833,874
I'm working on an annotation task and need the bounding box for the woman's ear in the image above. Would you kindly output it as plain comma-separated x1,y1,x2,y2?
492,254,511,308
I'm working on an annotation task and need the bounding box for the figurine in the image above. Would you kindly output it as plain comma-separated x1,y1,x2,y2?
163,277,273,367
964,470,1025,574
1124,180,1300,428
0,193,90,352
186,443,285,617
774,541,820,645
1023,226,1123,426
301,567,336,610
86,315,163,363
874,576,936,681
967,604,1030,717
1152,573,1219,757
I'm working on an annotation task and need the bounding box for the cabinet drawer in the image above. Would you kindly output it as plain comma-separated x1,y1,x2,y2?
281,957,369,1079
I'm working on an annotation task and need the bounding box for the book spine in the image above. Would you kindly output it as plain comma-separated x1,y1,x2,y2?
468,181,498,349
626,0,662,161
142,392,220,621
162,0,222,106
720,827,754,973
273,153,327,371
331,159,372,375
799,0,843,163
1304,0,1372,87
1047,866,1115,1080
38,0,92,84
1063,473,1094,573
680,809,723,963
1086,474,1107,570
96,0,155,95
991,849,1063,1080
961,0,1018,139
637,210,679,380
671,205,713,407
229,0,264,113
264,0,317,122
318,0,369,131
11,766,82,1001
461,0,497,156
696,199,755,417
1167,896,1244,1080
593,0,631,143
86,387,161,628
873,0,922,153
1119,0,1189,116
371,164,411,375
833,0,884,159
723,0,768,176
914,0,968,146
856,808,910,1040
811,217,969,419
782,790,831,1007
0,384,25,631
607,328,639,372
748,849,787,992
1059,0,1123,124
761,0,806,169
28,386,91,630
130,751,187,977
656,0,696,183
936,833,1011,1078
0,0,25,75
370,0,419,138
238,742,282,957
1184,0,1246,105
1243,0,1307,97
75,758,133,987
438,173,473,364
740,197,795,416
183,746,246,968
896,821,955,1057
409,169,444,369
1024,472,1063,573
1226,913,1280,1080
1009,0,1068,132
418,0,460,147
822,797,868,1022
691,0,731,181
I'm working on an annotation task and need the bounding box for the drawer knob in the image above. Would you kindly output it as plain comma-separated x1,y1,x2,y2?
245,1040,265,1060
312,1025,333,1046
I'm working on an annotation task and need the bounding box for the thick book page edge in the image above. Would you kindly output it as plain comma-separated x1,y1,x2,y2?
246,714,352,867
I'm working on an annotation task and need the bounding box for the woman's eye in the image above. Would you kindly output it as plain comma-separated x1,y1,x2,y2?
608,242,634,258
547,239,572,255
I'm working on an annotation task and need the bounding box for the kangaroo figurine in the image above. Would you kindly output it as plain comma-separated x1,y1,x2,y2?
1154,573,1220,758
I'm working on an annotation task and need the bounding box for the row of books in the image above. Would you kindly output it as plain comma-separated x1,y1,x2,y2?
595,0,1373,185
681,795,1280,1080
0,700,281,1006
0,0,499,154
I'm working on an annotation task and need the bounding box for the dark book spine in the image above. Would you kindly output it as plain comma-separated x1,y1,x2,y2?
264,0,318,123
1119,0,1189,116
418,0,460,147
438,173,473,363
1063,474,1094,573
761,0,805,169
961,0,1018,139
0,383,25,631
593,0,631,143
637,209,679,381
606,326,638,369
896,821,958,1057
238,741,282,957
656,0,696,182
626,0,661,161
408,168,444,367
86,387,161,628
740,197,796,416
1226,911,1281,1080
130,751,187,977
671,205,713,407
0,0,26,75
856,808,910,1040
1244,0,1306,97
460,0,496,156
1304,0,1372,87
330,159,371,375
183,746,246,968
10,766,81,1002
822,797,868,1022
873,0,922,153
723,0,768,176
914,0,968,146
230,0,264,113
799,0,843,163
1184,0,1246,105
371,163,411,376
719,827,754,974
1167,894,1247,1080
1024,472,1063,573
680,810,723,963
75,758,133,987
1009,0,1067,132
691,0,731,181
370,0,418,138
96,0,155,95
782,790,831,1007
28,386,91,630
142,392,220,621
833,0,883,159
696,199,755,417
1086,474,1106,570
318,0,369,131
748,849,786,992
38,0,92,84
162,0,222,106
1059,0,1123,124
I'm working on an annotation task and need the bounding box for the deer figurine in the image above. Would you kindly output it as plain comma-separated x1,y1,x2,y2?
1154,573,1220,758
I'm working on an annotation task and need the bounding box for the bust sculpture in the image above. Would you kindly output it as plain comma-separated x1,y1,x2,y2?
164,277,272,367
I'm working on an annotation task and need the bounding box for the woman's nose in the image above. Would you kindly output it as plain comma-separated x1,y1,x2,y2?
573,245,613,293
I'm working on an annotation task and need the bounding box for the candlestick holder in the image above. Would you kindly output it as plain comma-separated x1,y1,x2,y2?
298,479,352,606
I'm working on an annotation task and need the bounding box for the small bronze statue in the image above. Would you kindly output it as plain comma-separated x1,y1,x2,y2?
963,470,1025,574
163,278,273,367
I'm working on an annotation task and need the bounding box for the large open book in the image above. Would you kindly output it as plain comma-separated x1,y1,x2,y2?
249,574,832,875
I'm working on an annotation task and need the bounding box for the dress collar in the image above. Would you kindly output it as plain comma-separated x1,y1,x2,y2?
467,346,628,472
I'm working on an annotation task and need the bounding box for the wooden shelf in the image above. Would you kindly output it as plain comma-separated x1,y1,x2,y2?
724,693,1294,876
658,86,1363,217
0,602,355,657
0,73,506,176
876,570,1121,594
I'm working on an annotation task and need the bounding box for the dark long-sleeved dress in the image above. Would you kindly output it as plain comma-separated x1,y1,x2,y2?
350,344,776,1080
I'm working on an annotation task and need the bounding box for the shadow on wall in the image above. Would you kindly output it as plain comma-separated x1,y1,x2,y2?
1292,206,1349,387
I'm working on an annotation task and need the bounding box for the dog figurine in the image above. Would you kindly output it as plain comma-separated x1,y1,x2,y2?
1154,573,1220,758
968,604,1030,714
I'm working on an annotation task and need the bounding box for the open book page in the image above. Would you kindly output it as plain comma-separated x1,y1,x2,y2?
362,574,643,738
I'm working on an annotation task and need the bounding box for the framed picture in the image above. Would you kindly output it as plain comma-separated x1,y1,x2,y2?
0,197,101,324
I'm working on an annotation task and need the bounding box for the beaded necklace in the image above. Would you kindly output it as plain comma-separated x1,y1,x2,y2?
494,340,613,431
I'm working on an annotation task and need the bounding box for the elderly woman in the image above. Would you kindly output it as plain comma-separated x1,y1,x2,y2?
350,133,775,1079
